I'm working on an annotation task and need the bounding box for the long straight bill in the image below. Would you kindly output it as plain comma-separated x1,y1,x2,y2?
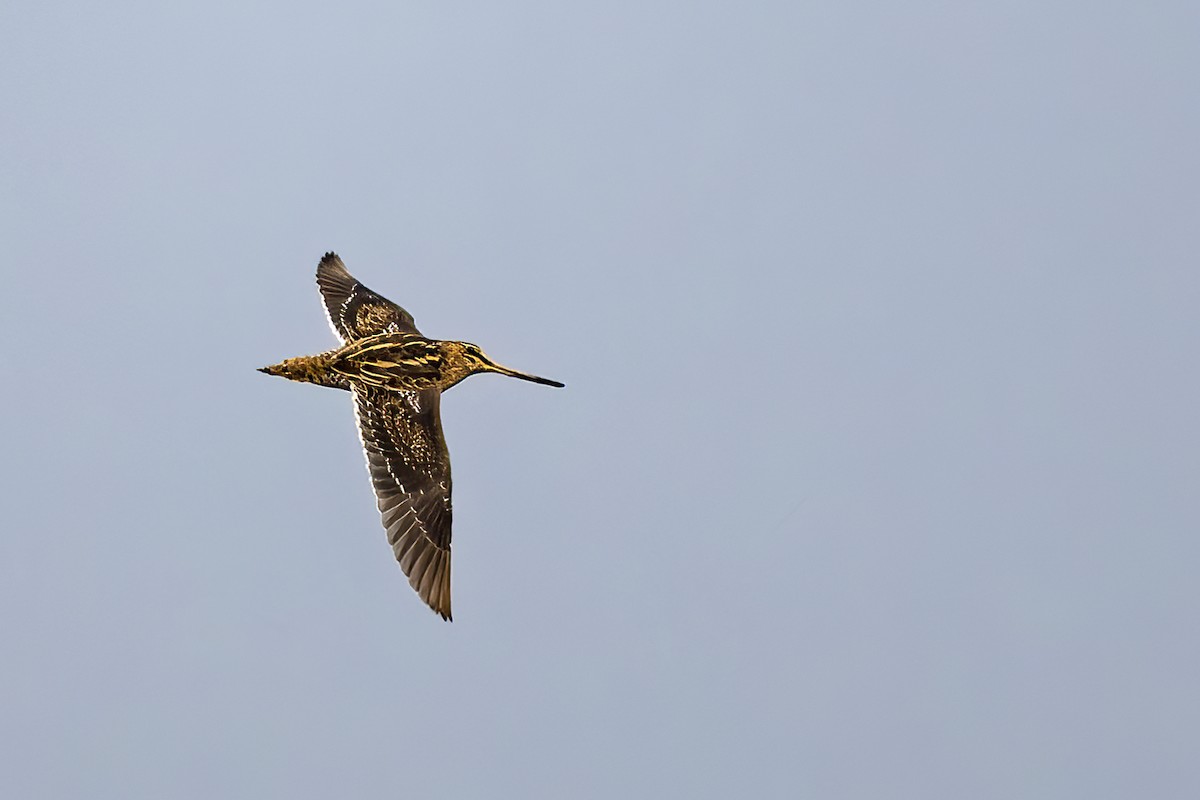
490,363,565,388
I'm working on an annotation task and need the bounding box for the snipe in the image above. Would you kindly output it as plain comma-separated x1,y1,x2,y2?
260,253,563,620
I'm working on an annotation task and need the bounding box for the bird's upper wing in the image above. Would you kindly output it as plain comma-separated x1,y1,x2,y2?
316,252,420,343
351,384,453,620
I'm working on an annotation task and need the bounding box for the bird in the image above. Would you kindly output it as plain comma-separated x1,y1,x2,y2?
259,252,564,620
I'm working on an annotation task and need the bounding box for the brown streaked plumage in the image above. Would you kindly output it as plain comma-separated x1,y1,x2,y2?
259,252,563,620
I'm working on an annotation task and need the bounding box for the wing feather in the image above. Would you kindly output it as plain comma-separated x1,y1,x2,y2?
316,253,420,343
350,385,453,620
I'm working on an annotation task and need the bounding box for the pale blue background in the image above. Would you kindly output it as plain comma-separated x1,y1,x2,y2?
3,3,1199,797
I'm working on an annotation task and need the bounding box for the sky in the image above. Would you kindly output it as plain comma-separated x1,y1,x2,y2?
2,2,1199,798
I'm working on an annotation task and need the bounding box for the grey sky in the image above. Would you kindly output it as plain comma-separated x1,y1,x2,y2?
3,2,1199,798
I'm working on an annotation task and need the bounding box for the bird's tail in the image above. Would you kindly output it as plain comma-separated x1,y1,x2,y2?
258,352,347,390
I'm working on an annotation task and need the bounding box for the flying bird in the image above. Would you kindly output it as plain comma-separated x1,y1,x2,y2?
259,253,563,620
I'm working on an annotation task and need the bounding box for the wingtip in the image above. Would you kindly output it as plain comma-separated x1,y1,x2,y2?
316,251,346,278
425,596,452,622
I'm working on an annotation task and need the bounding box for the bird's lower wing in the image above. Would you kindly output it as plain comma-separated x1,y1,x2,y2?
351,385,453,620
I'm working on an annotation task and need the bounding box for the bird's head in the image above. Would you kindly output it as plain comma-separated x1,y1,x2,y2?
460,342,564,388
